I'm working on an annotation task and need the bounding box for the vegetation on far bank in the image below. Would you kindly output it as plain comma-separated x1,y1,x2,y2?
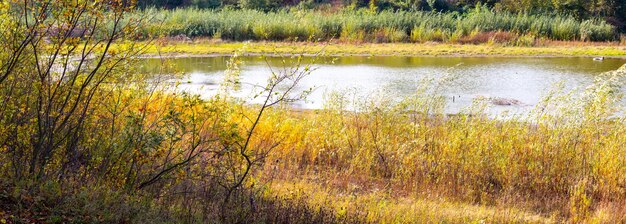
144,40,626,58
137,0,626,34
137,7,621,44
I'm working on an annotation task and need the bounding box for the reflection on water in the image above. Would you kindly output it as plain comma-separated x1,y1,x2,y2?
138,56,626,114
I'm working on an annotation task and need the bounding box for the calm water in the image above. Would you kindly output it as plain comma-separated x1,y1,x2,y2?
140,56,626,114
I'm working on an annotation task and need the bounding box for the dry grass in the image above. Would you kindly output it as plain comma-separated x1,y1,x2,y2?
266,179,555,223
232,64,626,223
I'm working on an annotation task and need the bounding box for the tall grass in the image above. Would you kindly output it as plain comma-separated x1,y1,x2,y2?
139,6,618,43
250,64,626,222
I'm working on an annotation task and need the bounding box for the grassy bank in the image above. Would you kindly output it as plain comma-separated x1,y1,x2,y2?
138,7,619,43
144,40,626,57
249,64,626,223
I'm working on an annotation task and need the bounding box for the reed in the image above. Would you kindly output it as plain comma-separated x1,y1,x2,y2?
138,6,618,43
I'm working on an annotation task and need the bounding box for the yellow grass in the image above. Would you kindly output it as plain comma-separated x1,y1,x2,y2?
139,40,626,58
267,179,555,223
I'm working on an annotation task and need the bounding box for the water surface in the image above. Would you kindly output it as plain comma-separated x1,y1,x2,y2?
140,56,626,114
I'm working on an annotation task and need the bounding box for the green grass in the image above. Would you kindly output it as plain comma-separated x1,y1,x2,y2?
137,6,618,43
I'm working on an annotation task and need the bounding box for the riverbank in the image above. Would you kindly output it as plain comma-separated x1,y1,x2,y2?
142,40,626,58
